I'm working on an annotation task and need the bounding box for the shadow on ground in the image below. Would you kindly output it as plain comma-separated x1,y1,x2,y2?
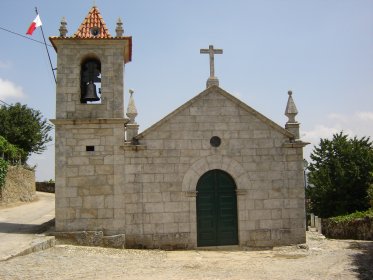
0,219,54,234
348,241,373,280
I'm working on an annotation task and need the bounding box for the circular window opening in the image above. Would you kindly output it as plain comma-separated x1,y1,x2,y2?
210,136,221,147
90,27,100,36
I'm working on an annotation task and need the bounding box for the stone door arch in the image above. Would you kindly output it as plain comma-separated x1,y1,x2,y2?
196,169,238,247
182,155,249,247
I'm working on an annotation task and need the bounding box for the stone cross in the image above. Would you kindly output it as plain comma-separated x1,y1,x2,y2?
200,45,223,78
200,45,223,88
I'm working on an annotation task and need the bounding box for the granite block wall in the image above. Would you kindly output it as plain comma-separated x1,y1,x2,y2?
1,166,35,204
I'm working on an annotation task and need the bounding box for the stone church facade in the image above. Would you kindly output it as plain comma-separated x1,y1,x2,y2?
50,6,308,248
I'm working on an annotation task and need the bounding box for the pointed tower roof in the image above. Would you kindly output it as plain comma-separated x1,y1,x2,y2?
49,6,132,63
73,6,112,38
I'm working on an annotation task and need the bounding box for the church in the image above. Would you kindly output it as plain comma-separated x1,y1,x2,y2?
50,6,308,248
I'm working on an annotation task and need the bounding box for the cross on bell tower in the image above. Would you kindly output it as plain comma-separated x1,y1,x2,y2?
200,45,223,88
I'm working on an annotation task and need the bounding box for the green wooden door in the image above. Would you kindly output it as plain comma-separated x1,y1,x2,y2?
197,169,238,246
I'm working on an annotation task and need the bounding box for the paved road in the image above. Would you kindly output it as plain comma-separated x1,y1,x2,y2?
0,192,55,261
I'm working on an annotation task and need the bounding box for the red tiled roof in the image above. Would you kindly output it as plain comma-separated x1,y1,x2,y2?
49,5,132,63
73,6,111,38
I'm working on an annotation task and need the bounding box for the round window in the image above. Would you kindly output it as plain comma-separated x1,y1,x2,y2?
210,136,221,147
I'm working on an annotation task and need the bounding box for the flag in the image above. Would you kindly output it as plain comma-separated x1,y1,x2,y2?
26,14,42,35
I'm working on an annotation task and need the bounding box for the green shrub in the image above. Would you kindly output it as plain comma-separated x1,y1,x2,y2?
0,136,25,164
329,209,373,223
0,136,26,189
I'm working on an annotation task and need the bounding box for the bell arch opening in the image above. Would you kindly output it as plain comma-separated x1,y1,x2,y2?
80,57,102,104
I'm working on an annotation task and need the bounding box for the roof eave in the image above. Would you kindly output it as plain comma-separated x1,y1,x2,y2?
48,36,132,63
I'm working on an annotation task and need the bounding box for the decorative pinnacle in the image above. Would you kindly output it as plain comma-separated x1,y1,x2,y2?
59,17,68,37
126,89,138,124
116,17,124,37
285,90,298,123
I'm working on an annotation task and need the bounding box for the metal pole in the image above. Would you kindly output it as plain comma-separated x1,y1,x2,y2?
35,7,57,84
303,159,309,231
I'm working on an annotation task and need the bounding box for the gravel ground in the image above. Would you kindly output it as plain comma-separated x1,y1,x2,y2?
0,231,372,280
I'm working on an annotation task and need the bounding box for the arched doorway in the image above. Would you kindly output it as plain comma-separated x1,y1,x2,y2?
197,169,238,246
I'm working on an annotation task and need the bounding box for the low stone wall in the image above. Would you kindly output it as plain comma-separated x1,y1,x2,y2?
36,182,55,193
322,217,373,241
0,166,35,203
54,231,126,248
125,233,190,250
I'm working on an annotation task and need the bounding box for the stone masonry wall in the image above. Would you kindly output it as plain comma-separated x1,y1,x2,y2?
54,40,126,120
0,166,35,204
322,217,373,240
120,88,306,248
54,87,305,248
54,120,125,234
36,182,55,193
53,37,130,235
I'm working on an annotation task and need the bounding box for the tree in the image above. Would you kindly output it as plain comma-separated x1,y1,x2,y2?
0,103,52,162
307,132,373,218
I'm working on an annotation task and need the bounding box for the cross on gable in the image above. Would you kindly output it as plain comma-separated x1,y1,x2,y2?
200,45,223,88
200,45,223,78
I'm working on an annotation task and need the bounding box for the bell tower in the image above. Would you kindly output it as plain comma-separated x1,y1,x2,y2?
50,6,132,233
50,6,132,119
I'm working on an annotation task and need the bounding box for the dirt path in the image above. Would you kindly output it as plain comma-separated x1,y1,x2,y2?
0,231,372,280
0,192,55,260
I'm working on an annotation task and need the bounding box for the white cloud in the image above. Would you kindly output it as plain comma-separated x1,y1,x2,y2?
327,113,349,122
356,112,373,121
0,78,25,101
303,124,341,141
302,111,373,161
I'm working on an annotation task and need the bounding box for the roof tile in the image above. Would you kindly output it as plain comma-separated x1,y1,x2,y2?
73,6,112,38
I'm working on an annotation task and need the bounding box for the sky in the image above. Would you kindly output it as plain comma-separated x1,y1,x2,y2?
0,0,372,181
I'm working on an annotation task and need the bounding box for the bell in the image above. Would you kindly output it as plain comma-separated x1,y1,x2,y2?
81,81,100,102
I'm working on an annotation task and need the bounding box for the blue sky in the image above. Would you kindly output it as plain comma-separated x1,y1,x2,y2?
0,1,372,181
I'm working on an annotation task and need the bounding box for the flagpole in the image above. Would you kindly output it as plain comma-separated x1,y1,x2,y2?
35,7,57,84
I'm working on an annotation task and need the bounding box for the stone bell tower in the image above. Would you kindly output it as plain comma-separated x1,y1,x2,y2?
50,6,132,233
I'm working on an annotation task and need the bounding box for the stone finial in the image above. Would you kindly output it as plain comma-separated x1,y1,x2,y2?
285,90,298,123
126,89,139,142
59,17,68,37
206,77,219,88
116,18,124,37
126,89,138,124
285,90,300,140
